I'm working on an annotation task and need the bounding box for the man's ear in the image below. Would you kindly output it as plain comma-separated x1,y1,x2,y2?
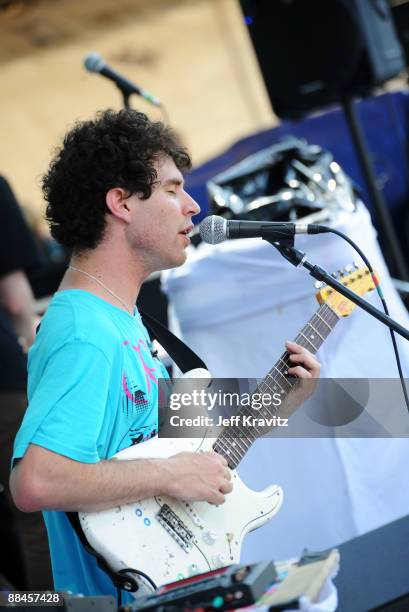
105,188,132,222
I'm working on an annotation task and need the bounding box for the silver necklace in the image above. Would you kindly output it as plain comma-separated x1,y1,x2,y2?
68,265,136,316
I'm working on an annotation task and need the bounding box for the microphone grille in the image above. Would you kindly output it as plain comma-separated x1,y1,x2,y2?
84,52,106,73
199,215,227,245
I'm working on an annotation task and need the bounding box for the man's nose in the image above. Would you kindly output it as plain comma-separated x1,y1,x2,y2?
183,191,201,216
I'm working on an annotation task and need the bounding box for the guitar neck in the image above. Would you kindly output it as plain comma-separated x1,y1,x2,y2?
212,302,340,468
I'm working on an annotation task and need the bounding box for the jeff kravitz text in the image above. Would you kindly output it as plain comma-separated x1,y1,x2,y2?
169,414,289,427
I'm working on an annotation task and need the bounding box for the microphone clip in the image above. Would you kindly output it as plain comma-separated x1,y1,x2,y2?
263,236,306,268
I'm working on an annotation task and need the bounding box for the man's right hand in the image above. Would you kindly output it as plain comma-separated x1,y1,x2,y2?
160,451,233,505
11,444,233,514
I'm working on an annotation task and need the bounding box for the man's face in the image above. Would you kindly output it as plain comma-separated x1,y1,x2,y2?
125,156,200,272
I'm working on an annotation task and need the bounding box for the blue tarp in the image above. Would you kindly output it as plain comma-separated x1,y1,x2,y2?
186,92,409,255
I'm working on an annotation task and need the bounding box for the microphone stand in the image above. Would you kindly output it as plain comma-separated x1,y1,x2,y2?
264,237,409,342
118,88,131,109
109,78,133,108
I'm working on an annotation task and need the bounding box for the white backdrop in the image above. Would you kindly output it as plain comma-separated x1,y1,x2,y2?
162,203,409,560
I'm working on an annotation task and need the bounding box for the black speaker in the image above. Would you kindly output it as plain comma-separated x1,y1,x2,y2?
390,0,409,67
240,0,406,119
334,515,409,611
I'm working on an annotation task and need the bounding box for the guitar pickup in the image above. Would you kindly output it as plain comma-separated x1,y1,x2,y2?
157,503,195,552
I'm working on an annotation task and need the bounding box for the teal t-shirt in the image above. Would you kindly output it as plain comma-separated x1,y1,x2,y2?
12,290,169,601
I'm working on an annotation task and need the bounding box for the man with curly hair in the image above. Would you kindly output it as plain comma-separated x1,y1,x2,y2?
9,109,320,601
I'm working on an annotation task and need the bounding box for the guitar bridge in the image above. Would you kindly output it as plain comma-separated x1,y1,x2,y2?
157,503,194,552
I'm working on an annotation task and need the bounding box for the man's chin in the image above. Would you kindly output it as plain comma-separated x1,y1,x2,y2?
160,252,187,271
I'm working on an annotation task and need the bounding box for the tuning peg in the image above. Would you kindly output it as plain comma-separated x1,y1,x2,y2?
344,264,354,273
331,272,338,279
338,269,346,277
353,261,360,270
314,281,324,289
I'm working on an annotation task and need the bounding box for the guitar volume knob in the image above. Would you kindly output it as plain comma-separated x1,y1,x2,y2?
203,530,218,545
212,553,228,567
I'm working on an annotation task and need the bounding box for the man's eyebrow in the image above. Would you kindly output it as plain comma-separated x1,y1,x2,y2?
161,178,184,187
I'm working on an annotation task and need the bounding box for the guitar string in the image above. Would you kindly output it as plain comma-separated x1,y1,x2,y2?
227,304,337,421
214,312,337,462
213,303,340,467
213,305,339,465
255,304,338,424
262,304,338,383
219,435,248,460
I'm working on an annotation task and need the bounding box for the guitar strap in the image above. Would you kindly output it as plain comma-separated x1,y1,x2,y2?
66,512,141,593
139,308,207,373
67,309,208,594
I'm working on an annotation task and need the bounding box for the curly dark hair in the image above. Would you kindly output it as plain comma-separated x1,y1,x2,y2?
42,109,192,252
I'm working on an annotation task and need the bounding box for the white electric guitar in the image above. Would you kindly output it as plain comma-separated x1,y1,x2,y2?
79,267,375,593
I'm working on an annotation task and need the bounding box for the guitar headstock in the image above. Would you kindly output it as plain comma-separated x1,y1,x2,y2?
315,265,376,317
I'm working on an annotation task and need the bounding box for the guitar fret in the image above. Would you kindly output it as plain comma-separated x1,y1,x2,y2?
298,332,318,352
227,443,243,467
214,437,241,467
306,322,325,342
226,425,249,444
322,303,340,325
260,376,287,395
217,429,252,455
278,357,290,369
250,423,263,436
315,311,333,330
258,403,277,419
222,427,245,461
273,366,291,383
217,438,248,469
231,436,249,457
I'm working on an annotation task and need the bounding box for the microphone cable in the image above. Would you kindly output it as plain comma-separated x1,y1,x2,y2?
320,225,409,414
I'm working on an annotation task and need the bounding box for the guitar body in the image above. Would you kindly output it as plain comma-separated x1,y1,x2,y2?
79,432,283,589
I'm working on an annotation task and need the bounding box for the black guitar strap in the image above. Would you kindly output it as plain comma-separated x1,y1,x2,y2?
139,308,207,373
66,512,141,593
67,310,208,594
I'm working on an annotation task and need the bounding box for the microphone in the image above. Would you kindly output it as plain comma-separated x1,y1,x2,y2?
84,52,161,106
199,215,327,244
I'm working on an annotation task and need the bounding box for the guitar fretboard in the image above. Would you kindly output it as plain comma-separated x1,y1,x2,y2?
212,302,340,469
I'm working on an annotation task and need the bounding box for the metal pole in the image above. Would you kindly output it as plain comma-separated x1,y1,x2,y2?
342,96,409,280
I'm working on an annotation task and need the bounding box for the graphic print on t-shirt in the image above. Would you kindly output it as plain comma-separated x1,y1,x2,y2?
120,338,160,447
121,338,159,414
128,425,158,446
